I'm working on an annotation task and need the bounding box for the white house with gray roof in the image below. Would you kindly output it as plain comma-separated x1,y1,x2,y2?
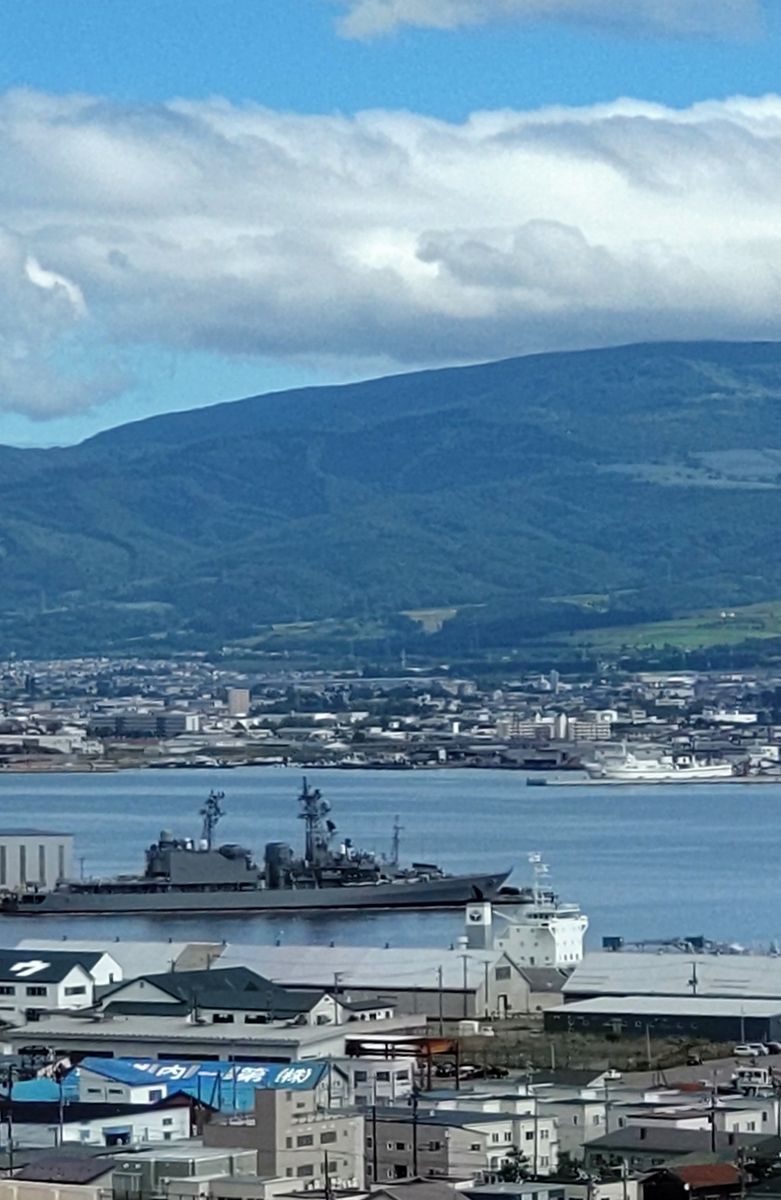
0,948,121,1024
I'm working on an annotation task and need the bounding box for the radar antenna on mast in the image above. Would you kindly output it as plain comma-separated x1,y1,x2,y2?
390,815,403,868
528,851,550,905
297,777,335,865
200,790,225,851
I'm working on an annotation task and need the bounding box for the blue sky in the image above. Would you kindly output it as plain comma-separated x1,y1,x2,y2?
0,0,779,445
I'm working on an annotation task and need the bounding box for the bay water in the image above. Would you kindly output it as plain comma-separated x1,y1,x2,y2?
0,766,774,951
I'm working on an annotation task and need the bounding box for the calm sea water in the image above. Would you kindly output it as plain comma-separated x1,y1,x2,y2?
0,766,775,950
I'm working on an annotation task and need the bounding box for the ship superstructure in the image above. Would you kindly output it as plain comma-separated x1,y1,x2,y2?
0,780,509,916
465,854,588,968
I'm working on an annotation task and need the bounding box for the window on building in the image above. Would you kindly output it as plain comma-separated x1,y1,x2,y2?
244,1014,268,1024
19,845,26,885
38,844,46,886
366,1137,373,1148
525,1131,534,1141
377,1071,390,1082
321,1132,337,1144
495,966,511,981
470,1143,481,1151
395,1142,406,1151
149,1090,163,1103
354,1071,368,1083
296,1165,314,1177
541,1129,549,1140
286,1169,293,1178
286,1137,293,1149
212,1013,234,1024
396,1070,409,1080
540,1156,549,1167
393,1166,409,1179
108,1088,123,1096
593,1115,602,1125
747,1122,756,1132
162,1118,173,1127
26,986,46,997
87,1088,101,1095
386,1143,394,1151
297,1135,314,1147
0,846,6,887
573,1116,579,1125
491,1134,500,1144
0,987,14,996
428,1141,442,1151
65,986,87,996
58,844,65,881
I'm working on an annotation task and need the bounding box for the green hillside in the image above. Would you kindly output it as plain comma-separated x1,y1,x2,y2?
5,339,781,655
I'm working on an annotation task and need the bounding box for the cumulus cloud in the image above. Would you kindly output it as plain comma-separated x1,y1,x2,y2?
5,88,781,414
335,0,763,40
0,224,127,417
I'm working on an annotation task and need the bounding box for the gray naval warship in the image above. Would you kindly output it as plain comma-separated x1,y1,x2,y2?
1,780,510,916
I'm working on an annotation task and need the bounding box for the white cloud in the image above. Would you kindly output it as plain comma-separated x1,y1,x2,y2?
0,225,122,417
4,88,781,415
335,0,763,39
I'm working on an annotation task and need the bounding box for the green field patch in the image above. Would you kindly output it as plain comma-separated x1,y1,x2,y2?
569,601,781,651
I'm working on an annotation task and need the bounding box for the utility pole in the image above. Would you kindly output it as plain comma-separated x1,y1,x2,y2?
333,972,343,1025
710,1082,717,1153
437,966,444,1036
371,1102,378,1182
411,1088,420,1176
459,953,470,1019
323,1150,334,1200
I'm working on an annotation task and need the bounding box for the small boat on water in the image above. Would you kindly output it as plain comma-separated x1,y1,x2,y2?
0,779,510,917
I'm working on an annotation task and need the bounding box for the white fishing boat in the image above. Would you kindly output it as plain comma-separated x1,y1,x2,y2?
585,749,734,783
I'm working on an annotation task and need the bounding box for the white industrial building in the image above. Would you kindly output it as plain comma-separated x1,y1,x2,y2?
0,829,73,890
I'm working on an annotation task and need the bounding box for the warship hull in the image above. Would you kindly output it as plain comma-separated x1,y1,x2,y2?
2,870,510,917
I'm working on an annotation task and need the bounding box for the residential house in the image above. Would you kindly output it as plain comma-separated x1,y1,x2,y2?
0,949,120,1024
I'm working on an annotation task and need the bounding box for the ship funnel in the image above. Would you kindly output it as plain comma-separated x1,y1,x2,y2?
465,901,493,949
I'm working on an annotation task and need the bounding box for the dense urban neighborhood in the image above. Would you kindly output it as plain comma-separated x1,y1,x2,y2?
1,656,781,779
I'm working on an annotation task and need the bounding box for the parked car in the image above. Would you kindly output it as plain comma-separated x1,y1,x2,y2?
734,1043,769,1058
686,1052,703,1066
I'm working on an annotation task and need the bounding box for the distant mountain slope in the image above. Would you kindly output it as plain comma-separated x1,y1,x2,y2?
5,340,781,653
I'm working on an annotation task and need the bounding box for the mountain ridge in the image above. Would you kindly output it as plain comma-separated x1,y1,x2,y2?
5,339,781,655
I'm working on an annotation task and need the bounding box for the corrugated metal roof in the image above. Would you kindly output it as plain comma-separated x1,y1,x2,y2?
551,995,781,1017
565,953,781,1000
16,938,222,978
218,943,505,990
